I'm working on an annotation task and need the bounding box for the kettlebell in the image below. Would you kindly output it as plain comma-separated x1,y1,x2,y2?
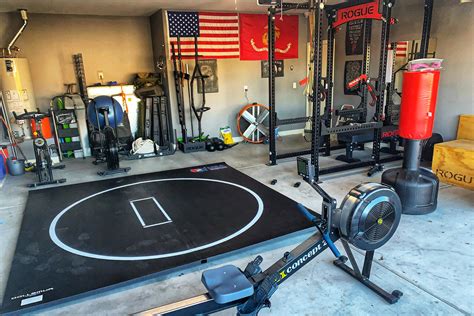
213,138,225,151
206,140,216,152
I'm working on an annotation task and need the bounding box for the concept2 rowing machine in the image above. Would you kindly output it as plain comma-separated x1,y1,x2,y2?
136,159,403,316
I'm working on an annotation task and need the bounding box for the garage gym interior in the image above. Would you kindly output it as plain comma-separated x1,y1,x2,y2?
0,0,473,315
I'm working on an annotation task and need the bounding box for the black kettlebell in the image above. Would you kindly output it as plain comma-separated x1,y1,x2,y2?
213,138,225,151
206,140,216,152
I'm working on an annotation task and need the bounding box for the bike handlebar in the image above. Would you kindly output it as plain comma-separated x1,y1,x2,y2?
13,108,49,121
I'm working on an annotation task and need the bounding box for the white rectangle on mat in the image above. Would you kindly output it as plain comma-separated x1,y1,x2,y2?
129,197,172,228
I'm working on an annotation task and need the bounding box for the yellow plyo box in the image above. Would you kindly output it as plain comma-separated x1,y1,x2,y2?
432,139,474,190
457,114,474,141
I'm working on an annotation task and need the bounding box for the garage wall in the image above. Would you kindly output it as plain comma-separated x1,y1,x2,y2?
430,1,473,140
390,0,474,140
0,12,154,109
150,11,309,138
330,0,474,141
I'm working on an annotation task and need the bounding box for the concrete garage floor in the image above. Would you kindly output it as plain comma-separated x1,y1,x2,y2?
0,136,473,315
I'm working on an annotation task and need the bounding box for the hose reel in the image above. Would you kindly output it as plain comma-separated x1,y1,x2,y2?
332,183,402,251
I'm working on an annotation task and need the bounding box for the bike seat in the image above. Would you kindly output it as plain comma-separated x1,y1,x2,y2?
201,265,254,304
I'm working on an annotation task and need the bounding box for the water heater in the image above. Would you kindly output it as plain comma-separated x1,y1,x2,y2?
0,58,37,137
1,9,35,138
0,58,36,112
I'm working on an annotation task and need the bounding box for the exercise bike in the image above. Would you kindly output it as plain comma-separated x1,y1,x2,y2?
136,158,403,315
13,109,66,188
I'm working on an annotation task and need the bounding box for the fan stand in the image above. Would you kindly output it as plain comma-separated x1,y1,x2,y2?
334,240,403,304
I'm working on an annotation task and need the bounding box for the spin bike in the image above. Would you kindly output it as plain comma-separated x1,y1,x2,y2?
13,109,66,188
136,158,403,315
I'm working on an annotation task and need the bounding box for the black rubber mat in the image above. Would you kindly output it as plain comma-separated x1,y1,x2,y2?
1,163,313,314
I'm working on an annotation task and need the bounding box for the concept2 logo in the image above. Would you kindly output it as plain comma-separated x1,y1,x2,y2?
279,240,327,280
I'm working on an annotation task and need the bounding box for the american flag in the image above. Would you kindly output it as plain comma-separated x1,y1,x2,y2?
395,41,408,58
167,11,240,59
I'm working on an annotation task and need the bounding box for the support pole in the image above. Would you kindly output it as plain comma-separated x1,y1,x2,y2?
361,20,372,123
371,0,393,166
420,0,434,58
402,139,422,171
384,41,398,126
323,16,334,157
268,7,277,165
310,1,324,182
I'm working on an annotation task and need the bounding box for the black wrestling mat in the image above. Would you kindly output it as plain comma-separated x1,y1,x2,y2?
1,163,312,314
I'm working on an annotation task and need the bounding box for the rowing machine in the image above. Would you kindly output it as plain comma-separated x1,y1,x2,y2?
135,160,403,316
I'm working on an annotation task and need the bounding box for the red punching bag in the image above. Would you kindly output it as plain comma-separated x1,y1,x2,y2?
382,67,442,215
398,70,441,140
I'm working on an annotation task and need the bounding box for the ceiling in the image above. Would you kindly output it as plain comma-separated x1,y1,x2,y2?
0,0,278,16
2,0,467,17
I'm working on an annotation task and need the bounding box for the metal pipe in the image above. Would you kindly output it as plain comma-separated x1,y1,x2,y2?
268,7,276,165
419,0,434,58
7,9,28,56
0,92,18,158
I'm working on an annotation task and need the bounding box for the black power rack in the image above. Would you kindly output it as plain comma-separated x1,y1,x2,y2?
267,0,435,182
267,0,402,180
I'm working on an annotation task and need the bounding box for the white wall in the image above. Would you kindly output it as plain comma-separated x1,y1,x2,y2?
151,11,309,139
0,12,155,109
430,1,473,140
391,0,474,140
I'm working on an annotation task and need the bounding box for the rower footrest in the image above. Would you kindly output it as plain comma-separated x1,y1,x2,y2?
201,265,254,304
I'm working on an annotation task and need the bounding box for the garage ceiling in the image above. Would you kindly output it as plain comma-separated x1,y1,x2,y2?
0,0,275,16
1,0,451,17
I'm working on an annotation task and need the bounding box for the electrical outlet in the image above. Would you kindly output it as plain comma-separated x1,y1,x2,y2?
244,85,248,92
292,82,297,89
97,71,104,80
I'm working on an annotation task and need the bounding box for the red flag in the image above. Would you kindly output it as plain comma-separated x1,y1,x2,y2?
239,14,298,61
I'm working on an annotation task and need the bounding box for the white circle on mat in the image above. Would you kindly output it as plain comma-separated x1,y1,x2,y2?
49,178,264,261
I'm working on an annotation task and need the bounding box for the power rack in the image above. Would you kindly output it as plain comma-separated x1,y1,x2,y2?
268,0,403,179
267,0,435,182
